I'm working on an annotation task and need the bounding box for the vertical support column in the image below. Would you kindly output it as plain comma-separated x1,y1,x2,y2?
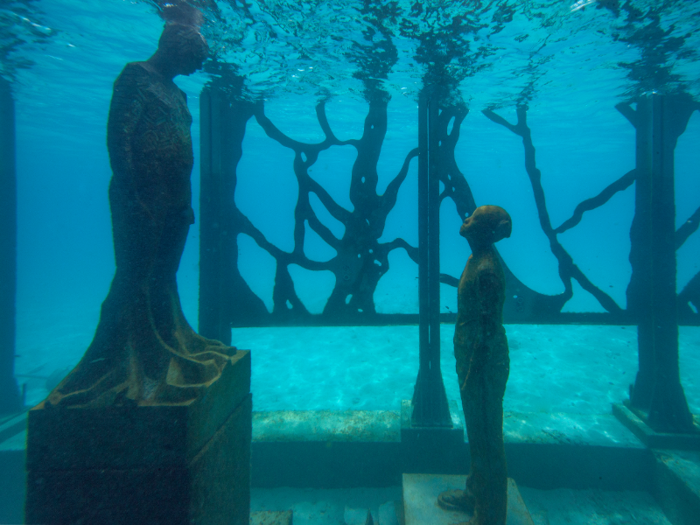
629,94,695,433
199,86,233,344
0,77,21,413
646,94,694,432
628,96,655,411
411,91,451,428
199,82,260,338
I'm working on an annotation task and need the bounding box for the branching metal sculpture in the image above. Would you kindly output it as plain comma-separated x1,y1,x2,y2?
482,106,624,317
196,0,700,331
200,94,699,328
203,90,419,327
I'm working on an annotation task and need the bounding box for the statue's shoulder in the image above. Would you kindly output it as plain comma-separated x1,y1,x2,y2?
114,62,154,90
475,263,501,284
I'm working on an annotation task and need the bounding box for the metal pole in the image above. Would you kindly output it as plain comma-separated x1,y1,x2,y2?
411,90,451,428
428,98,441,373
417,91,429,374
199,86,232,344
628,96,655,411
628,94,695,432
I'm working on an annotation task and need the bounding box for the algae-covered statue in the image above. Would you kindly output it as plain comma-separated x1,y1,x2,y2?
439,205,512,525
47,22,236,407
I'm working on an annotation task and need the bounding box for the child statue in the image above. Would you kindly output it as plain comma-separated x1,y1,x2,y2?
438,205,512,525
46,22,236,408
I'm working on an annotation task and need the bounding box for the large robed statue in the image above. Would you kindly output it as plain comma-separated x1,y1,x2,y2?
48,22,236,407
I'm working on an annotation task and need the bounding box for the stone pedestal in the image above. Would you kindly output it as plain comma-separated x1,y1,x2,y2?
25,350,251,525
402,473,534,525
652,450,700,525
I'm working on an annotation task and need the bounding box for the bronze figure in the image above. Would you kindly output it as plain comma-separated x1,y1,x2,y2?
439,205,512,525
48,23,236,407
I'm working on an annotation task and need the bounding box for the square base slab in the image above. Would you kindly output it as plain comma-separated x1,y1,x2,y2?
653,450,700,525
25,351,251,525
403,473,534,525
613,402,700,450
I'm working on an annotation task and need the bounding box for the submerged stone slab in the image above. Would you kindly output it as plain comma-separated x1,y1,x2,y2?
251,408,653,489
653,450,700,525
25,351,251,525
403,473,533,525
613,402,700,450
254,408,400,442
505,411,646,448
250,510,293,525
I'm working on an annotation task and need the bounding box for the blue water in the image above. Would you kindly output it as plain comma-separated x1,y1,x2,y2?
2,0,700,408
3,6,700,524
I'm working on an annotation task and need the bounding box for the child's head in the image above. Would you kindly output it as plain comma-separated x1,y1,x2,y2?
459,205,512,247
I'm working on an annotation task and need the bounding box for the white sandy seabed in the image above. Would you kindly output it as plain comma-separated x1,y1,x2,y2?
232,323,700,416
16,318,700,416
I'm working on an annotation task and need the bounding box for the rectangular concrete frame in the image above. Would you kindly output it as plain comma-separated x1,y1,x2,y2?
4,399,678,521
252,405,652,491
25,351,251,525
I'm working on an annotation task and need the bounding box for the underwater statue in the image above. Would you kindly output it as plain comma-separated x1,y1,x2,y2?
47,22,236,407
439,205,512,525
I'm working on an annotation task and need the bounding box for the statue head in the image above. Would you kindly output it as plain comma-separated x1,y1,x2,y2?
154,23,209,77
460,205,512,249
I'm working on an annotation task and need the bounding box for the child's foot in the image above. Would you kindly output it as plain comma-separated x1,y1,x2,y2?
437,489,475,513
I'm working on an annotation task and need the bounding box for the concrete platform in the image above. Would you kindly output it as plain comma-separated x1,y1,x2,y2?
403,473,534,525
653,450,700,525
251,510,293,525
613,402,700,450
251,407,650,490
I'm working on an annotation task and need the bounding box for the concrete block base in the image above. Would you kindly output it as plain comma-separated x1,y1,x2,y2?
403,473,533,525
653,450,700,525
25,351,251,525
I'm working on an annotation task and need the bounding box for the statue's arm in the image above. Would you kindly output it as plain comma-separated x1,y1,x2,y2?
106,64,146,179
477,270,503,336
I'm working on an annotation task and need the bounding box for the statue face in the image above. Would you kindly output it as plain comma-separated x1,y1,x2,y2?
460,205,512,247
176,32,209,76
158,24,210,77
